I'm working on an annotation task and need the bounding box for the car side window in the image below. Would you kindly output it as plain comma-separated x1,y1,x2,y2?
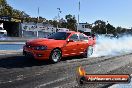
79,34,88,41
69,34,79,41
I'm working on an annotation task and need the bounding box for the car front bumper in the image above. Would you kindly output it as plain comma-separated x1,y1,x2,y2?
23,46,51,60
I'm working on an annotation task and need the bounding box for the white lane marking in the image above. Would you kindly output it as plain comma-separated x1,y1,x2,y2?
35,76,70,88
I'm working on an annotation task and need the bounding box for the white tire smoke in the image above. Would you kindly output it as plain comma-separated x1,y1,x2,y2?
91,35,132,57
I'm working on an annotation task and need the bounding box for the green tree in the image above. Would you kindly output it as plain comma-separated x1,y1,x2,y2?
116,26,122,34
0,0,8,16
106,23,116,34
65,14,77,31
0,0,7,5
38,16,46,23
92,20,106,34
52,20,58,27
5,4,13,16
60,21,67,28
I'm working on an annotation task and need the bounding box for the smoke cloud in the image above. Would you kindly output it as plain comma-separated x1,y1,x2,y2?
91,35,132,57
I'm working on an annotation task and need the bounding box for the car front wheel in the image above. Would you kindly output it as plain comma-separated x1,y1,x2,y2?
49,49,62,63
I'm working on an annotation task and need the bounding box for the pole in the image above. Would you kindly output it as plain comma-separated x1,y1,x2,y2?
106,21,108,34
57,8,61,29
37,7,39,37
77,1,80,32
38,7,40,21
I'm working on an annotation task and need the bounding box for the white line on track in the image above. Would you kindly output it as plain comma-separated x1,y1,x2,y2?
35,76,71,88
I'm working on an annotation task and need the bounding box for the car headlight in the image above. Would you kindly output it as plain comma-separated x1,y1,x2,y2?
34,46,47,50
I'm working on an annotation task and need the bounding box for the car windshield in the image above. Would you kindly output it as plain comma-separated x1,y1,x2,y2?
48,32,70,40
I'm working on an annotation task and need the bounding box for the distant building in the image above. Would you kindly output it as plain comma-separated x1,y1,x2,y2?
0,16,21,37
77,23,92,32
77,23,92,36
0,23,7,37
56,28,69,32
21,22,69,38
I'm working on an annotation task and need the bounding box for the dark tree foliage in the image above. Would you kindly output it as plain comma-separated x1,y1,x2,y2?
0,0,46,23
65,14,77,31
106,23,116,35
92,20,129,35
92,20,106,34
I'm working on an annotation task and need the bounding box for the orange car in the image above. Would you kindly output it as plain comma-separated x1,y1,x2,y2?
23,31,96,63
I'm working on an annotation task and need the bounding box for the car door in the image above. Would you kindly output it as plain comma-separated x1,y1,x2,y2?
78,33,89,54
62,33,80,56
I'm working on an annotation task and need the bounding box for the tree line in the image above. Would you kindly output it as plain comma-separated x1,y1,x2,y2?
0,0,47,22
0,0,131,35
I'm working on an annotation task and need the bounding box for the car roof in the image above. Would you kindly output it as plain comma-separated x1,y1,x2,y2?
57,31,82,35
64,31,80,34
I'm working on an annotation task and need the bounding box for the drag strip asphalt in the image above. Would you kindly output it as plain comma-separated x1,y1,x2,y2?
0,52,132,88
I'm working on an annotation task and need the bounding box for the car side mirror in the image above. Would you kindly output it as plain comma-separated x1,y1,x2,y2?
67,39,74,42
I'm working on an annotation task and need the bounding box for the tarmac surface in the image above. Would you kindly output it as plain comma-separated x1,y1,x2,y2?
0,51,132,88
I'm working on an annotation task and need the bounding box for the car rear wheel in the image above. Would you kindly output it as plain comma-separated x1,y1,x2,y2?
83,46,93,58
50,49,62,63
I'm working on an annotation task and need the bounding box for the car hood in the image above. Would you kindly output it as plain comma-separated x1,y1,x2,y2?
26,38,66,47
